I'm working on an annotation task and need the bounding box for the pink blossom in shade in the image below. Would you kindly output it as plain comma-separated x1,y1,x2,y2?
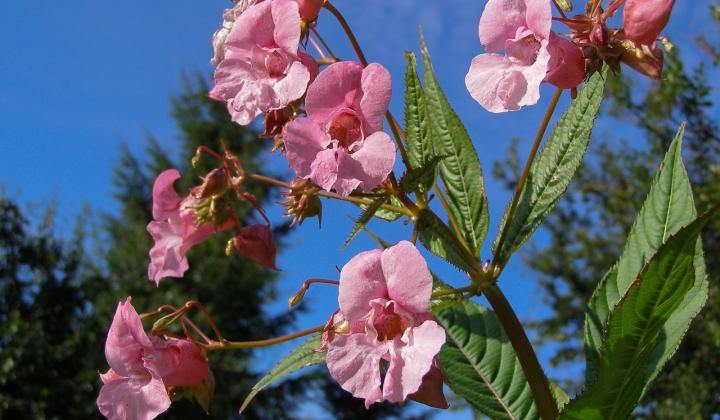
465,0,554,113
326,241,446,408
623,0,675,46
97,298,171,420
545,33,586,89
210,0,319,126
147,169,232,285
283,61,396,196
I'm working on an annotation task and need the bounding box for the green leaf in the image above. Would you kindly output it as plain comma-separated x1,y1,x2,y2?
404,51,433,169
152,310,185,331
239,334,325,413
562,212,712,420
343,197,387,249
400,155,443,193
416,210,475,272
358,195,404,221
420,37,489,254
583,126,706,390
493,68,607,263
434,300,537,419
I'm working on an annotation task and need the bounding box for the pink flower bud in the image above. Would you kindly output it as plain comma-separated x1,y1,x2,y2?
623,0,675,46
154,339,211,388
297,0,323,21
232,224,278,269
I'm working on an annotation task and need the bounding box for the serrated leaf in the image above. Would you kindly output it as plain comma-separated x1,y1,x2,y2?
434,300,537,419
401,155,443,193
420,37,489,254
343,197,387,249
583,126,706,391
562,212,712,420
239,334,325,413
405,51,433,169
417,210,475,272
493,68,607,264
359,195,404,221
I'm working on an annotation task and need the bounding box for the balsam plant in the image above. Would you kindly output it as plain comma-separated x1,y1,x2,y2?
95,0,716,419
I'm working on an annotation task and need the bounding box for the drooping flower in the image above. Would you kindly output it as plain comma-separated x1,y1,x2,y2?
230,223,278,269
326,241,447,408
623,0,675,46
210,0,318,126
147,169,232,285
465,0,586,112
97,298,171,420
97,298,213,420
283,61,396,196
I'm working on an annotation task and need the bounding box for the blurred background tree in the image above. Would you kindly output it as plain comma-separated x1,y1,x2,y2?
0,74,408,419
493,5,720,418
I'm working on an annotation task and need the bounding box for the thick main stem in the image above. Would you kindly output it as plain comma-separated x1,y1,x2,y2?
492,88,563,269
483,286,558,420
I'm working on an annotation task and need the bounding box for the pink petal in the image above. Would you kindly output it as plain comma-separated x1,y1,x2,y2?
623,0,675,45
545,33,586,89
338,249,387,324
272,0,301,55
147,220,189,284
151,169,182,221
326,332,388,408
224,1,275,55
96,373,170,420
104,298,154,378
228,79,275,126
479,0,530,52
231,223,278,269
339,131,395,193
272,60,311,107
298,51,319,82
331,148,362,196
305,61,364,124
284,119,332,179
359,63,392,133
465,54,528,113
99,369,123,385
382,321,446,402
310,148,340,192
408,361,449,409
152,339,210,388
518,39,551,108
523,0,552,41
381,241,432,314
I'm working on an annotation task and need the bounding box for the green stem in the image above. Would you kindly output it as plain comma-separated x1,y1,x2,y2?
483,286,558,420
492,88,563,270
203,325,325,351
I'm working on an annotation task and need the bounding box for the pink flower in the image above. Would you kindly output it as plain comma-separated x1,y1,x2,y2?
210,0,318,125
147,169,231,285
297,0,324,21
97,298,171,420
326,241,446,408
623,0,675,46
465,0,586,112
210,0,259,65
97,298,213,420
283,61,396,196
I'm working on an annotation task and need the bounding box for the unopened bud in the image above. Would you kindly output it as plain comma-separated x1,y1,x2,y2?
297,0,324,22
231,224,278,269
196,168,228,199
555,0,572,12
288,287,308,308
619,39,664,79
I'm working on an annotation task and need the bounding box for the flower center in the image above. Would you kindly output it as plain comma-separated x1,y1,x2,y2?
327,110,363,149
265,50,289,78
373,312,406,341
506,32,541,66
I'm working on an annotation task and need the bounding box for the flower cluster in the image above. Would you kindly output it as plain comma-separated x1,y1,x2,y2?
97,0,681,418
466,0,676,113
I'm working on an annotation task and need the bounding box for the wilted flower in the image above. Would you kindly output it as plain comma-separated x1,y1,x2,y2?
283,61,396,196
210,0,318,125
326,241,447,408
229,224,278,269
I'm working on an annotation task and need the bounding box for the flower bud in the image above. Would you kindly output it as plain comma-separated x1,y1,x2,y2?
297,0,324,22
619,38,664,79
288,286,308,308
623,0,675,46
196,168,228,199
154,339,211,388
231,224,278,269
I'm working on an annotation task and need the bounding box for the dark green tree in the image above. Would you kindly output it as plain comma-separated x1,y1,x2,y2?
493,7,720,418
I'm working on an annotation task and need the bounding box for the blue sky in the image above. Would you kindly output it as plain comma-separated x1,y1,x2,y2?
1,0,718,417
